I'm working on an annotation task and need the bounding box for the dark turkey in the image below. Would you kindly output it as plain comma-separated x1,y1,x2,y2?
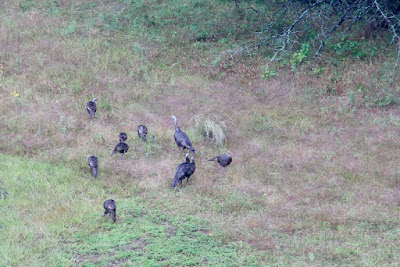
137,125,148,142
0,180,8,200
209,151,232,168
110,142,129,157
185,155,196,184
87,155,98,178
171,153,191,188
119,132,128,143
102,199,116,222
171,116,195,154
86,98,97,118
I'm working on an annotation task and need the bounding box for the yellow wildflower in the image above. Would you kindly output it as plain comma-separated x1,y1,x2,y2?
11,90,19,97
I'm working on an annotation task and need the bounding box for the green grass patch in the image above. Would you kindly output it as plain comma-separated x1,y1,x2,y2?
0,154,263,266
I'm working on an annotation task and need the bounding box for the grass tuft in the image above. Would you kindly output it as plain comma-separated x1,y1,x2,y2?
194,115,227,146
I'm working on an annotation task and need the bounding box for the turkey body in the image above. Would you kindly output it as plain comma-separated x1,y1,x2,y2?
209,151,232,168
86,98,97,118
185,156,196,184
171,153,191,188
103,199,116,222
119,132,127,143
110,142,129,157
171,116,195,154
137,125,148,142
87,155,98,178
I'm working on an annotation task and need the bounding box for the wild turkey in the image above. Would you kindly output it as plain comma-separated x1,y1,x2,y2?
185,155,196,184
171,116,195,154
171,153,191,188
0,180,8,200
86,98,97,118
119,132,127,143
87,155,98,178
137,125,148,142
209,151,232,170
102,199,116,222
110,142,129,157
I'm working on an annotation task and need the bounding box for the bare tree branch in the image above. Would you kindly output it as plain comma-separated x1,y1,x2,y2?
224,0,400,64
374,0,400,44
315,0,362,56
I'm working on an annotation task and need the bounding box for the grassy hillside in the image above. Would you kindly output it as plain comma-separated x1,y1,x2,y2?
1,0,400,265
0,155,263,266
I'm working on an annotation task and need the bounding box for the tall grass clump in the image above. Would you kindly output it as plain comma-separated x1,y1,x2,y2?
194,115,226,146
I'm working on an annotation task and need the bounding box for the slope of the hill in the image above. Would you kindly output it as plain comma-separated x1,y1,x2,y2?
1,0,399,265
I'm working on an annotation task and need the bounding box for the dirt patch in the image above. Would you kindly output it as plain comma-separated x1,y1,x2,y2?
123,236,149,252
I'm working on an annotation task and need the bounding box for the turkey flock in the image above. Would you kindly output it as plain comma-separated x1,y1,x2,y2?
86,99,232,222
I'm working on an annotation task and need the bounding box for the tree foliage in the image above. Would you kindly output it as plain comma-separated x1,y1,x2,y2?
228,0,400,62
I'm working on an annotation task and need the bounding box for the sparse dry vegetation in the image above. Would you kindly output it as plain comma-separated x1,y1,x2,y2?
1,0,400,265
194,115,227,146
